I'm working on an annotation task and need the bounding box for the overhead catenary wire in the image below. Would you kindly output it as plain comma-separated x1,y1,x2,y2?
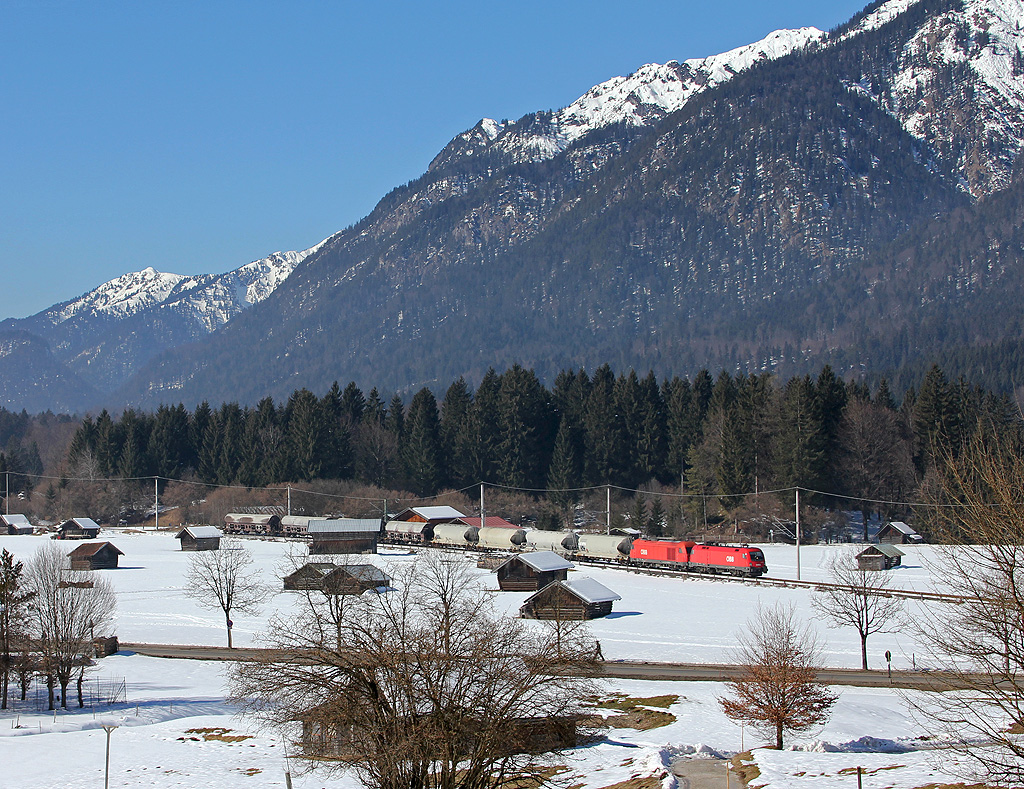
11,469,1008,511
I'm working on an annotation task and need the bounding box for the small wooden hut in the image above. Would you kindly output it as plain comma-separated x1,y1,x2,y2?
322,564,391,595
878,521,924,544
857,544,905,571
495,551,573,592
68,542,123,571
308,519,381,555
57,517,101,540
520,577,620,621
175,525,223,551
283,563,337,591
0,513,33,535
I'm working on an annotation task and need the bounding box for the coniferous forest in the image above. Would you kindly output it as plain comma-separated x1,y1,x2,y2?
12,362,1012,537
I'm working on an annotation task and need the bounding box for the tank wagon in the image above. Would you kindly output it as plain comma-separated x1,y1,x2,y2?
431,523,480,548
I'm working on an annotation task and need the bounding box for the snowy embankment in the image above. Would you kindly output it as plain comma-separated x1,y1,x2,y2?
0,533,970,788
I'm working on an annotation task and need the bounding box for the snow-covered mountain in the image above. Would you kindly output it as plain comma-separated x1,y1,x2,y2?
0,241,325,408
431,27,824,170
39,242,323,331
10,0,1024,414
843,0,1024,195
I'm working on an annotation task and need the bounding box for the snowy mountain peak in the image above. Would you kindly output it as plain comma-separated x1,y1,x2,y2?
445,26,824,168
52,267,192,323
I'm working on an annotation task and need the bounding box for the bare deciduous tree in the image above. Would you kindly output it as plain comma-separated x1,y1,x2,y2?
183,539,269,648
909,433,1024,783
0,549,34,709
229,552,599,789
718,603,838,749
812,550,904,670
26,542,116,709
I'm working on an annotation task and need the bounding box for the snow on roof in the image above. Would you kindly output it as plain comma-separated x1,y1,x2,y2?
0,514,31,527
308,518,381,534
66,518,100,530
562,577,620,604
886,522,918,535
513,551,573,573
409,506,466,520
177,526,222,540
329,564,391,584
859,544,905,558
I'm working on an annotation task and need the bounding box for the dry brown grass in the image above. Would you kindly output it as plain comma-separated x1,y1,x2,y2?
183,727,253,743
731,751,760,786
592,777,662,789
585,693,678,731
235,767,262,776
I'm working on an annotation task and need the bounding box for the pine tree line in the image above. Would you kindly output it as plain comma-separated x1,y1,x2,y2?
60,363,1020,523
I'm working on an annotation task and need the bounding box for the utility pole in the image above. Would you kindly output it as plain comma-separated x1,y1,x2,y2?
795,488,802,581
4,470,8,516
480,483,486,528
606,486,611,535
287,486,291,517
154,478,159,531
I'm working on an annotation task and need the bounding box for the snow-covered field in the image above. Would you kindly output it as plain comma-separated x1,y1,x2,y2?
0,533,973,787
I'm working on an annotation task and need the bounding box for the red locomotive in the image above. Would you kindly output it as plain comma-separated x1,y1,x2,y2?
629,539,767,577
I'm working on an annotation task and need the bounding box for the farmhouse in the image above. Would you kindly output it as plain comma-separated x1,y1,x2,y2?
322,564,391,595
0,513,33,535
308,518,381,555
68,542,123,571
175,525,223,551
224,512,282,536
857,544,905,571
520,577,620,621
282,563,337,591
57,517,101,540
878,521,924,544
495,551,573,592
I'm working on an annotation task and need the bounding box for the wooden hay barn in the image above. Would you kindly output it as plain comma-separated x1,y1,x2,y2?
877,521,924,544
224,513,282,536
68,542,123,571
496,551,573,592
0,513,33,535
322,564,391,595
520,577,620,621
175,525,223,551
857,544,905,571
57,517,101,540
308,518,381,555
299,704,577,760
283,562,337,591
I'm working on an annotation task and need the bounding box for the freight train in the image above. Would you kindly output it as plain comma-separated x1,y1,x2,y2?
384,520,768,578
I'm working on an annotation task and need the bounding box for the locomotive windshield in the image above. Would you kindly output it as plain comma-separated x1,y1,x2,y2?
750,550,765,562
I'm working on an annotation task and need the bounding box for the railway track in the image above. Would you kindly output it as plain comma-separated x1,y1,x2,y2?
380,539,967,605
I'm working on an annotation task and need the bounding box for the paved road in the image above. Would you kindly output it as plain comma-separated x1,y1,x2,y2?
118,642,964,690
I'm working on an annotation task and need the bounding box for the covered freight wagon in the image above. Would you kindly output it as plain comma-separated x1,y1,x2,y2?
526,530,579,554
576,534,632,561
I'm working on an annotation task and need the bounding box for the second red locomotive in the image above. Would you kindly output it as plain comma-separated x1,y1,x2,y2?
629,539,768,577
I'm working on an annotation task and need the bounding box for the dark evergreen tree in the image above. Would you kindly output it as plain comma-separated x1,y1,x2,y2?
546,416,582,524
403,388,443,496
496,365,552,489
285,390,325,483
584,364,625,486
439,377,476,489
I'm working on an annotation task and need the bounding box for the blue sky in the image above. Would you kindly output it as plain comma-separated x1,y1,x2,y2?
2,0,868,319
